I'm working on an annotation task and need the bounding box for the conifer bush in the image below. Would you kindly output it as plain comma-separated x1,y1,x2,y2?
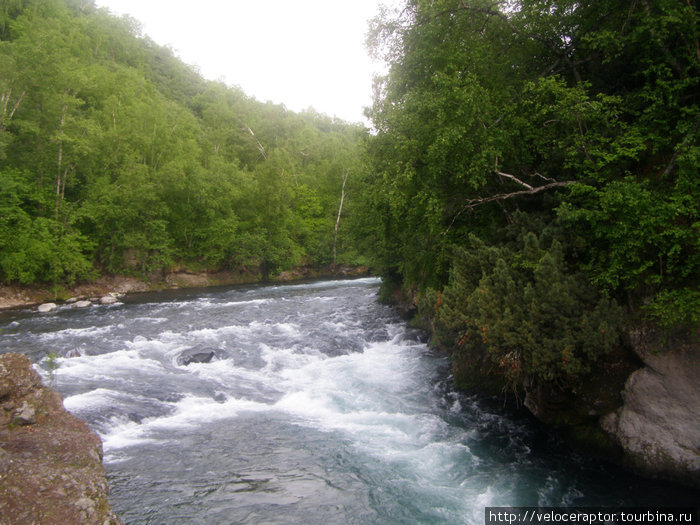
432,231,622,391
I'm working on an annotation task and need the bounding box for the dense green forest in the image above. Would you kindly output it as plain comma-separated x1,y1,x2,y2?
360,0,698,392
0,0,366,288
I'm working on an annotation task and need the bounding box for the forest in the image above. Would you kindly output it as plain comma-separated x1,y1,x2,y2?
1,0,698,396
359,0,698,393
0,0,366,289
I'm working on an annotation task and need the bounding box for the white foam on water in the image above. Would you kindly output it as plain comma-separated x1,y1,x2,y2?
99,393,272,460
267,277,381,292
271,333,480,500
249,320,301,337
63,387,127,412
6,277,541,522
267,330,487,523
101,416,163,459
260,342,325,373
154,394,270,427
216,298,273,308
54,349,165,380
184,357,278,392
132,317,168,324
125,333,190,362
38,325,116,341
187,324,251,341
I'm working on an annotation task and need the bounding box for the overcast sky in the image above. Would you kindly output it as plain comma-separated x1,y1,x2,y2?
93,1,398,124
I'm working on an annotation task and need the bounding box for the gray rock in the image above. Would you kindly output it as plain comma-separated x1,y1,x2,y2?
177,349,216,366
99,295,117,305
12,401,36,426
37,303,57,313
601,327,700,488
74,300,92,308
65,349,82,358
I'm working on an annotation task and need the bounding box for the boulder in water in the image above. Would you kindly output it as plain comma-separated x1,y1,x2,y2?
177,349,216,366
74,300,92,308
37,303,57,313
99,295,118,305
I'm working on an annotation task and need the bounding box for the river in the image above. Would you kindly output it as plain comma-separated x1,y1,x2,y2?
0,278,696,524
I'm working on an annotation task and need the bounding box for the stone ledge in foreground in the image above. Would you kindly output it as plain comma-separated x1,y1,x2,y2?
0,352,122,525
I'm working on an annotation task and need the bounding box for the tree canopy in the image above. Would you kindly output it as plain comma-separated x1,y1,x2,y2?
0,0,367,287
360,0,698,390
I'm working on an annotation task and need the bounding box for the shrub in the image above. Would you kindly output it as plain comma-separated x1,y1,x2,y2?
433,231,622,392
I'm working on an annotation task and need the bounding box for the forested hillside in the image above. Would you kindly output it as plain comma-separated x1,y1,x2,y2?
360,0,698,393
0,0,366,289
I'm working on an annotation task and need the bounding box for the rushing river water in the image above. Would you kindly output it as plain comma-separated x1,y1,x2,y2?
0,278,696,524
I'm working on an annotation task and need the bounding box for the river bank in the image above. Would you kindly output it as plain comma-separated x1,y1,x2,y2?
385,282,700,491
0,265,371,310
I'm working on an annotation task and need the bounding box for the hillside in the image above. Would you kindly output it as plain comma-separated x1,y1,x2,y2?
1,0,367,290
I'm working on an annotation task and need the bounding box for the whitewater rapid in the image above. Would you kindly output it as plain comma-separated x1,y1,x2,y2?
1,278,694,524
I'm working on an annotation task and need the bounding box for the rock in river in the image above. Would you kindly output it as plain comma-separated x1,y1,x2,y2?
37,303,57,313
99,295,118,305
177,349,216,366
74,300,92,308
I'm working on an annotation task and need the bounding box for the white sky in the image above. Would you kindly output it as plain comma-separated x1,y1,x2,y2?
93,0,397,124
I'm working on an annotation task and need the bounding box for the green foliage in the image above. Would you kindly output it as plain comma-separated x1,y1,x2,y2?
434,231,622,389
559,177,700,295
0,0,367,285
0,217,94,284
0,169,94,284
364,0,699,338
644,289,700,329
45,350,60,387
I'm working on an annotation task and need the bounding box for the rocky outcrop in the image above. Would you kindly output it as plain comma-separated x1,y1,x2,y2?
0,353,121,524
601,326,700,488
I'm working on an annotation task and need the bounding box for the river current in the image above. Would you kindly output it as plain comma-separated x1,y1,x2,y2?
0,278,696,524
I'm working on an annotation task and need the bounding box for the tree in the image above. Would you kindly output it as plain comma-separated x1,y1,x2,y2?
332,169,349,269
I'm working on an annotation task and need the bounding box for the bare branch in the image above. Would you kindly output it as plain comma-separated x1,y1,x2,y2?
496,171,533,190
467,180,574,207
8,89,24,121
532,171,557,183
247,126,268,160
444,180,575,235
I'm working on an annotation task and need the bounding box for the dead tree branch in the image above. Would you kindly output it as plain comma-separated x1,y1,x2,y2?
332,169,349,270
444,177,575,235
496,171,533,190
247,126,268,160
